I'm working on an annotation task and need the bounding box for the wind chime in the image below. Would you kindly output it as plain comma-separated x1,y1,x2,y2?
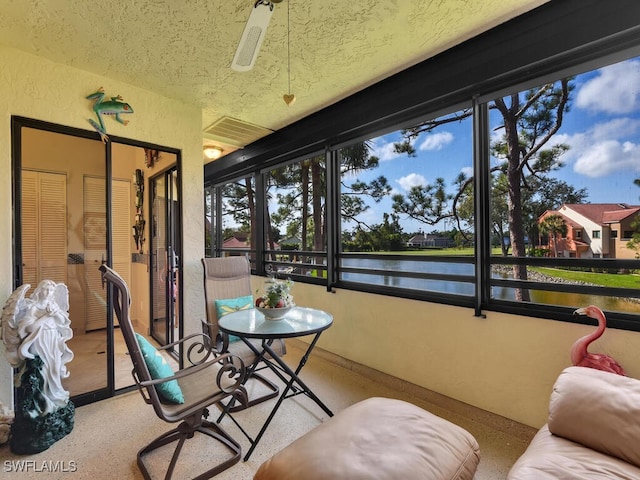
283,0,295,106
133,169,146,253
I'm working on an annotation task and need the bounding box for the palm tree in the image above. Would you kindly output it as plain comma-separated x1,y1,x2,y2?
539,214,567,257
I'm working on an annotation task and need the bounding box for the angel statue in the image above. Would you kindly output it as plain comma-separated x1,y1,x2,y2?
1,280,75,454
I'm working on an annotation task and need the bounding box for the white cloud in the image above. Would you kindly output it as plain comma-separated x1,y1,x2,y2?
418,131,454,151
576,59,640,114
396,173,427,191
573,139,640,177
548,118,640,178
585,117,640,141
369,130,453,161
369,137,406,162
461,166,473,178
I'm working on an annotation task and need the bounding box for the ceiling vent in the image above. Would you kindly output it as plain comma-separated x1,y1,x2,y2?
203,116,273,148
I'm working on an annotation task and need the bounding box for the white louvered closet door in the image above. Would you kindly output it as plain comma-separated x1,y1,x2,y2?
84,176,131,331
21,170,68,293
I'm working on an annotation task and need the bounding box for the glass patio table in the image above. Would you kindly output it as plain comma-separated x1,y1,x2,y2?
218,306,334,461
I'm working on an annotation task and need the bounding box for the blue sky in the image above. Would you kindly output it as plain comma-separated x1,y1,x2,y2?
356,57,640,234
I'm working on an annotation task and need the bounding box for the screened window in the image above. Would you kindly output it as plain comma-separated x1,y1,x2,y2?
337,109,475,299
205,45,640,329
488,57,640,317
219,175,256,259
264,155,327,280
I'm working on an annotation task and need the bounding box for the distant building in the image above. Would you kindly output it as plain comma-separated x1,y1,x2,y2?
406,233,455,248
222,231,280,250
538,203,640,259
222,231,250,249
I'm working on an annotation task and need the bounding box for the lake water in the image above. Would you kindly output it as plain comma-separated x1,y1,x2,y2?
341,257,640,314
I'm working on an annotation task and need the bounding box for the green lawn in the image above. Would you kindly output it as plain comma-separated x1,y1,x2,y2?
533,267,640,289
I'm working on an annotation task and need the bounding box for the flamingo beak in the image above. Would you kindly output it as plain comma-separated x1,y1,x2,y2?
573,307,587,316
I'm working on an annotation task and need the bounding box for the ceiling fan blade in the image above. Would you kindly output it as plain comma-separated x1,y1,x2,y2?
231,0,276,72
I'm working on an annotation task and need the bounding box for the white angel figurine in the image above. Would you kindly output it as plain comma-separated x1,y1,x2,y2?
1,280,74,415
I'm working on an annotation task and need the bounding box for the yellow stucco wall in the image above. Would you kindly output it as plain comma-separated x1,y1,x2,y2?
260,278,640,428
0,46,204,408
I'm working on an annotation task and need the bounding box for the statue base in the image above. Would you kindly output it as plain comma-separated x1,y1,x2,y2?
10,357,75,454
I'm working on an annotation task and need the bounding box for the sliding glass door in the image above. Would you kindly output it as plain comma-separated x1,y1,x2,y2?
150,167,181,348
12,116,182,406
15,121,110,405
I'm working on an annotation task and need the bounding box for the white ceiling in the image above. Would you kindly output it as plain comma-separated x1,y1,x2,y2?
0,0,547,157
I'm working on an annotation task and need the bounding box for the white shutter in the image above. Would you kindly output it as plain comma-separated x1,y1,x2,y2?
112,179,132,280
21,170,68,293
84,176,107,331
84,177,131,331
21,170,38,291
39,173,68,282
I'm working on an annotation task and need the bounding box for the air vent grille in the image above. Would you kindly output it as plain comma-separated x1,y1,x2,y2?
203,117,273,148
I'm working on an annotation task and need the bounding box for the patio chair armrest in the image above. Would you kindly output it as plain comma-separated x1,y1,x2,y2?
132,368,153,405
201,319,230,353
155,332,216,365
155,331,210,351
139,352,246,393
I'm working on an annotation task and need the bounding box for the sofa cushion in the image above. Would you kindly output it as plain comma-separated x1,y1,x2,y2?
254,397,480,480
507,424,640,479
547,366,640,468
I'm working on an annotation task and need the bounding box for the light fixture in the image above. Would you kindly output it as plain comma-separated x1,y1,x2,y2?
203,145,224,160
231,0,283,72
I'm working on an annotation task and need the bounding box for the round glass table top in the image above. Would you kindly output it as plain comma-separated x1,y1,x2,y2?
218,306,333,339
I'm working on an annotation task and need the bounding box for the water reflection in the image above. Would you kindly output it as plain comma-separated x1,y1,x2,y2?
342,257,640,314
342,258,475,295
494,286,640,314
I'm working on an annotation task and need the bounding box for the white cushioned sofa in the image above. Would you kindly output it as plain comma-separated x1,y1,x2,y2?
508,366,640,479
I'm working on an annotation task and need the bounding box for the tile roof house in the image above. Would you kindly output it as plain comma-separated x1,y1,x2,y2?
538,203,640,258
222,232,281,250
407,234,455,249
222,235,250,249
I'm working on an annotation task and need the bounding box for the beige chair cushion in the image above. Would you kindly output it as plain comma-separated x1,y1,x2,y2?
548,366,640,468
254,397,480,480
508,424,640,479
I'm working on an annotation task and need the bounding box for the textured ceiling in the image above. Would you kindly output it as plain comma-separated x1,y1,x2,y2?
0,0,547,157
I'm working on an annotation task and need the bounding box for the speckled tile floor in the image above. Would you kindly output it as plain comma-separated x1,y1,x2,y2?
0,340,536,479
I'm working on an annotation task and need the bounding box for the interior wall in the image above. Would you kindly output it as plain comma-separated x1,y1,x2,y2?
257,277,640,429
21,128,105,333
0,45,203,410
22,137,158,334
111,142,159,333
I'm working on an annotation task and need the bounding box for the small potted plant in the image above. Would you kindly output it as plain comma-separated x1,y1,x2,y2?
255,277,295,320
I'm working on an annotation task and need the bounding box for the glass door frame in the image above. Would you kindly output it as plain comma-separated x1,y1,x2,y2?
11,116,113,407
149,166,182,353
10,116,183,406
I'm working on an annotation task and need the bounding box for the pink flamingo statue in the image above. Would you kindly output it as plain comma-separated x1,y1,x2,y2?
571,305,627,376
